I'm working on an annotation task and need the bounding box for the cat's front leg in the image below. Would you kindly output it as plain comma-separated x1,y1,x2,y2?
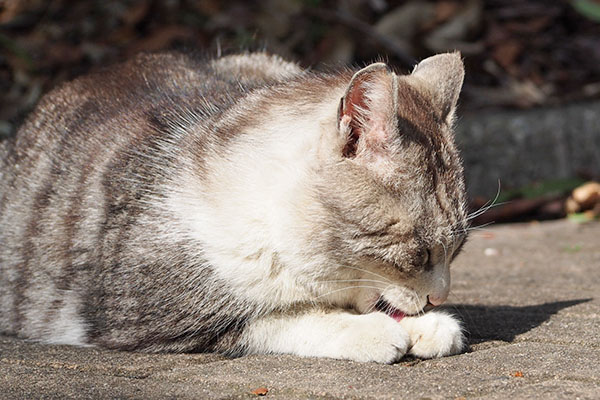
240,310,409,363
398,310,465,358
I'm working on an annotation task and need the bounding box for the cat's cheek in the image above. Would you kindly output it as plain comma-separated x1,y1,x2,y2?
398,311,465,358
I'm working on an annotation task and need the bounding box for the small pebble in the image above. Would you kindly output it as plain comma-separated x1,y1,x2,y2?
484,247,499,256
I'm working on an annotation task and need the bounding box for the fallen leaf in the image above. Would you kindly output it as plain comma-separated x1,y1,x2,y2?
522,16,553,33
572,182,600,210
251,387,269,396
424,0,484,54
492,40,522,70
121,1,150,27
512,371,524,377
435,1,461,23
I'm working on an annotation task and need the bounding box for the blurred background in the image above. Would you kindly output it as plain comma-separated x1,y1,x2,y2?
1,0,599,223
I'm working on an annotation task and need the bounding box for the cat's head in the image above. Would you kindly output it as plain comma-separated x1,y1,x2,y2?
316,52,468,317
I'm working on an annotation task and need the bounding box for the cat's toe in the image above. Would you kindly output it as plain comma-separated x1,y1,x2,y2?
335,312,409,364
399,311,465,359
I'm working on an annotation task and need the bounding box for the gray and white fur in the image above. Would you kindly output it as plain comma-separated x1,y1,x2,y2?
0,51,468,362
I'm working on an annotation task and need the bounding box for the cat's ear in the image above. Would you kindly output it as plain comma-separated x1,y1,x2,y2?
411,52,464,123
338,63,398,158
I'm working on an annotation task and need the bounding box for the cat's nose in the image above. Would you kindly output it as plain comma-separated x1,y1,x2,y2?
427,263,451,307
427,293,448,307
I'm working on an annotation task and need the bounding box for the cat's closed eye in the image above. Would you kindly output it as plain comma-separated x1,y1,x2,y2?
416,248,431,268
422,249,431,266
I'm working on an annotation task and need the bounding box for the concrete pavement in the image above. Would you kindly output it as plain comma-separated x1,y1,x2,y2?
1,219,599,399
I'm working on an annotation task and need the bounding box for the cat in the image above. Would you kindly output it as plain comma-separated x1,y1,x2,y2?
0,50,469,363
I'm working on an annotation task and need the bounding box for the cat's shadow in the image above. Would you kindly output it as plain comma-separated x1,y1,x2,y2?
445,298,592,344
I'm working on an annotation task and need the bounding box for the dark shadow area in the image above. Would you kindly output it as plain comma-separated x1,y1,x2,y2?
445,299,592,344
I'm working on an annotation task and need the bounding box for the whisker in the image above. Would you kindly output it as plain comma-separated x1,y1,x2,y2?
364,300,379,314
440,239,448,268
466,201,509,221
461,221,495,233
451,220,496,237
466,180,504,222
317,279,389,286
468,179,501,216
409,297,424,318
335,265,393,284
364,285,393,314
314,285,384,300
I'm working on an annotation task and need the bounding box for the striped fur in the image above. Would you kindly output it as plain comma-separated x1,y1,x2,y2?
0,51,469,362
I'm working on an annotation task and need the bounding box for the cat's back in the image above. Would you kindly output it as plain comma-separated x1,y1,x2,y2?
1,50,304,198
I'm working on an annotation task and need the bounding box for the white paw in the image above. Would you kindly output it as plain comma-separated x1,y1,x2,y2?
398,311,465,358
333,312,410,363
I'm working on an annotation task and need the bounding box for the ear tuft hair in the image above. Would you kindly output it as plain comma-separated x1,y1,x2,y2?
338,63,397,159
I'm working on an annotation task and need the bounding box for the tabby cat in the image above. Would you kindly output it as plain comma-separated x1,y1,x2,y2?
0,51,468,363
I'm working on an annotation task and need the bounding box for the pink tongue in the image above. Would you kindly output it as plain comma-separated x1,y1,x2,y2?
391,310,406,322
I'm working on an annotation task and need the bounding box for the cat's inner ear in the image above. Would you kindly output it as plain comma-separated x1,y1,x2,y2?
411,52,464,124
338,63,398,158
